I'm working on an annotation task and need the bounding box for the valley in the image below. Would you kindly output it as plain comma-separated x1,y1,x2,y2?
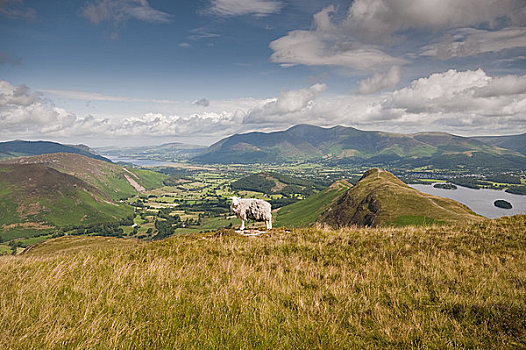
1,127,526,255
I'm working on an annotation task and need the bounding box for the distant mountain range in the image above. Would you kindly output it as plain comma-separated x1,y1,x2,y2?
0,140,111,162
194,124,526,169
473,133,526,156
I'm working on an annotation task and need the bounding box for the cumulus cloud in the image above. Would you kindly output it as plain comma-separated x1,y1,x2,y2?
358,66,401,94
3,71,525,144
207,0,282,17
243,83,327,124
240,70,526,135
269,1,526,81
269,6,405,70
344,0,522,42
82,0,172,25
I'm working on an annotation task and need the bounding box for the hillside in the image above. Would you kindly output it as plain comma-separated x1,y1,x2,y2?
0,163,132,240
0,140,111,162
193,124,526,169
320,168,482,227
474,133,526,156
1,216,524,348
274,180,352,228
0,153,166,201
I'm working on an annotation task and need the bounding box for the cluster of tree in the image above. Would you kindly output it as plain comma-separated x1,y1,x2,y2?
449,177,486,189
153,208,182,239
231,172,323,198
433,183,457,190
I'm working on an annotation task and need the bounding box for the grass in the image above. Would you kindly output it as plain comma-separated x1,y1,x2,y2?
387,215,446,227
1,215,524,348
274,180,351,228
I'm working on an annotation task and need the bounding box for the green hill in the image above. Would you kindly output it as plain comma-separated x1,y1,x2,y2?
274,180,352,228
0,140,111,162
320,168,482,227
0,153,166,201
1,216,524,348
0,163,133,240
193,124,526,169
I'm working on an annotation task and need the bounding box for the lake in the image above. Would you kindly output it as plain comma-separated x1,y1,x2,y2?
410,184,526,219
105,156,171,167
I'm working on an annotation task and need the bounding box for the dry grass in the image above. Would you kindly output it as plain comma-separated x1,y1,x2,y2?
1,216,525,349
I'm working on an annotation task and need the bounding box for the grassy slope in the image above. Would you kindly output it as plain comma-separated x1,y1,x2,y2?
0,153,166,201
274,180,352,228
0,163,133,240
321,168,482,227
0,216,524,349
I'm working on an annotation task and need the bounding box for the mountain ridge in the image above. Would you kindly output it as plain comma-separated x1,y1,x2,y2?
0,140,111,162
193,124,526,168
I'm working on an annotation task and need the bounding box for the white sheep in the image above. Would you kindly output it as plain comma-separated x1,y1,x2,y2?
230,197,272,231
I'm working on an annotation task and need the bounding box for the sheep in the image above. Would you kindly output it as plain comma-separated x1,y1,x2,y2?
230,197,272,231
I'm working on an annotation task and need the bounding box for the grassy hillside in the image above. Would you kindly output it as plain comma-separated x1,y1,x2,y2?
1,216,524,348
274,180,352,228
0,163,133,241
320,168,482,227
0,153,166,200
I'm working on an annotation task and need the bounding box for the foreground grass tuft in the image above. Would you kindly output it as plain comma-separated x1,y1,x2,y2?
1,216,525,349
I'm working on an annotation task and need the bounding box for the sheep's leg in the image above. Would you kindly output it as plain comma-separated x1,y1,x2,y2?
240,220,245,231
266,219,272,230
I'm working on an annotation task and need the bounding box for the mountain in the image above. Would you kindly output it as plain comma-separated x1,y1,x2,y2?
319,168,482,227
193,124,526,169
274,179,352,228
473,133,526,156
0,162,132,238
0,140,111,162
0,153,166,201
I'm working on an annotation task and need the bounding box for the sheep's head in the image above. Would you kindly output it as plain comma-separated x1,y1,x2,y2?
230,196,240,208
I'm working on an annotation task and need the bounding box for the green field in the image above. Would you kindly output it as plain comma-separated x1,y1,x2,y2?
0,216,524,348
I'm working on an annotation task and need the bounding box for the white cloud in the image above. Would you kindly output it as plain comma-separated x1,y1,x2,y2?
345,0,523,42
243,83,327,124
421,27,526,59
269,1,526,77
269,6,405,71
207,0,282,17
2,72,525,145
358,66,401,94
82,0,172,25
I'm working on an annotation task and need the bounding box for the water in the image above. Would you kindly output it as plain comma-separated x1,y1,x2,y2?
105,156,171,167
410,184,526,219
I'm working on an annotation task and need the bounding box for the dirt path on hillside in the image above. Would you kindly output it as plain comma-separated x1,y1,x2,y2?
124,174,145,192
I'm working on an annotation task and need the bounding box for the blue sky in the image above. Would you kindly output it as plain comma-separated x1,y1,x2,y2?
1,0,525,146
